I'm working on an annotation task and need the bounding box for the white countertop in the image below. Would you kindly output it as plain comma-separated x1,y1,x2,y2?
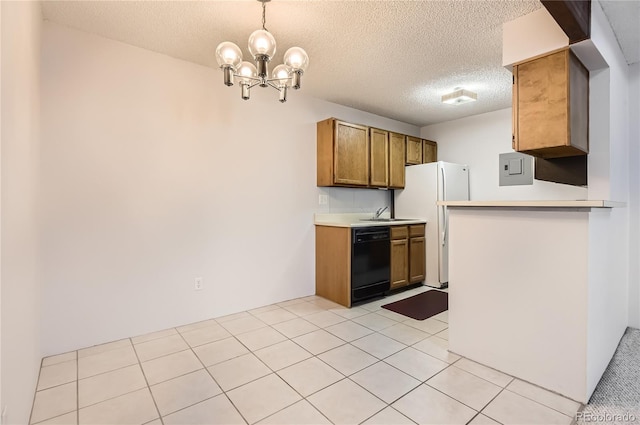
314,213,427,228
437,200,626,208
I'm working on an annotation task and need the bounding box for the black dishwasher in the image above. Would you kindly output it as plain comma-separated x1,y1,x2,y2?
351,226,390,303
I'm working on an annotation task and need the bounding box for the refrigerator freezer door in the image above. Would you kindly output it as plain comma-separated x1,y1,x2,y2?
440,162,470,201
394,163,438,220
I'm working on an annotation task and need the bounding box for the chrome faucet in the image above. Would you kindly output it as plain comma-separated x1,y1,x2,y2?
374,206,388,219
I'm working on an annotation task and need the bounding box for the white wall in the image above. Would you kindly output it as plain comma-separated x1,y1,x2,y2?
39,22,419,356
420,108,588,201
1,2,42,424
628,62,640,329
502,8,568,67
585,0,632,397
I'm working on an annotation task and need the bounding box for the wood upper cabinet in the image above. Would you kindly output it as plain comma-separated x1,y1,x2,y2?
422,140,438,163
513,48,589,158
317,118,406,189
389,132,406,188
406,136,423,165
370,128,389,187
408,224,426,283
317,119,369,187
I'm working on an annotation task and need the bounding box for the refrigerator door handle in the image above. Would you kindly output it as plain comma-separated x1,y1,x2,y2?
441,167,447,246
442,206,448,246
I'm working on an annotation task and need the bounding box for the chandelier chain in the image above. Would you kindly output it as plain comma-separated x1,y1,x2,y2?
262,1,268,32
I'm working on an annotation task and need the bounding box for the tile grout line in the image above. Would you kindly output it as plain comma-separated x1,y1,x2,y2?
474,384,510,424
74,339,132,359
225,316,337,424
27,357,44,425
224,302,338,424
497,387,579,420
452,360,514,389
213,310,379,423
173,327,251,425
75,350,79,425
131,336,165,425
501,375,584,416
73,368,146,410
131,328,180,345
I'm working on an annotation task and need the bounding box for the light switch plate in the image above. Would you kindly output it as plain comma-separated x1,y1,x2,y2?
499,152,533,186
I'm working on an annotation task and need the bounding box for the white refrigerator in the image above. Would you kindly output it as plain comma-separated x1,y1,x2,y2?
394,161,469,288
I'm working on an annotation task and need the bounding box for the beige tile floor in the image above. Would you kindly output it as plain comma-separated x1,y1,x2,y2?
30,286,582,425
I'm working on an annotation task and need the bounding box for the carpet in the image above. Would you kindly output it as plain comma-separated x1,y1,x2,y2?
381,290,448,321
578,327,640,424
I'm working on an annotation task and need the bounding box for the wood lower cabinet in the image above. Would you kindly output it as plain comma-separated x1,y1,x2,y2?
389,132,406,188
315,225,351,307
406,136,423,165
422,140,438,163
370,128,389,187
513,48,589,158
317,119,369,187
409,224,426,283
390,226,409,290
390,224,426,289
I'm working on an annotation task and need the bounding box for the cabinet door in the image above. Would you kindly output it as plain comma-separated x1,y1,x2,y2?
390,239,409,289
334,121,369,186
409,236,426,283
406,136,422,165
513,49,588,158
370,128,389,187
422,140,437,163
389,132,405,188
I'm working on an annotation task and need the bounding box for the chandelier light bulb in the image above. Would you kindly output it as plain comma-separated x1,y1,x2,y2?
248,29,276,59
272,64,291,82
236,61,258,84
215,42,243,69
283,47,309,71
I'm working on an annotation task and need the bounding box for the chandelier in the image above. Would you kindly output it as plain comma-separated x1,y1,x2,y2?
215,0,309,103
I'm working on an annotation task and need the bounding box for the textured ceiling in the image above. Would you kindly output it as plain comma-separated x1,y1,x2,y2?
40,1,635,127
599,0,640,65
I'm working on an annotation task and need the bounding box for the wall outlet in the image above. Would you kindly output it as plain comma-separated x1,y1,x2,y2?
319,194,328,205
194,277,203,291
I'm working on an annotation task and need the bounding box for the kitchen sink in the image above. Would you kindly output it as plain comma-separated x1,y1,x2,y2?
359,218,416,222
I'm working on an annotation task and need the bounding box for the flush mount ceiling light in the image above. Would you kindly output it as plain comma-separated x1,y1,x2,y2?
215,0,309,103
442,88,477,105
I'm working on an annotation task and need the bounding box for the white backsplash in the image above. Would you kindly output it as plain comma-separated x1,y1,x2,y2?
315,187,391,215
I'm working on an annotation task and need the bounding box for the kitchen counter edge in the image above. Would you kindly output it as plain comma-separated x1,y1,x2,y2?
314,213,426,228
437,200,626,208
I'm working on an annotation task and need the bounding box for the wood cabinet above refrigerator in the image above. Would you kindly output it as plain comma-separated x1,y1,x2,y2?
512,48,589,158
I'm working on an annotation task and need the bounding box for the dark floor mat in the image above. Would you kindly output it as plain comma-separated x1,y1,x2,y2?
382,290,448,321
